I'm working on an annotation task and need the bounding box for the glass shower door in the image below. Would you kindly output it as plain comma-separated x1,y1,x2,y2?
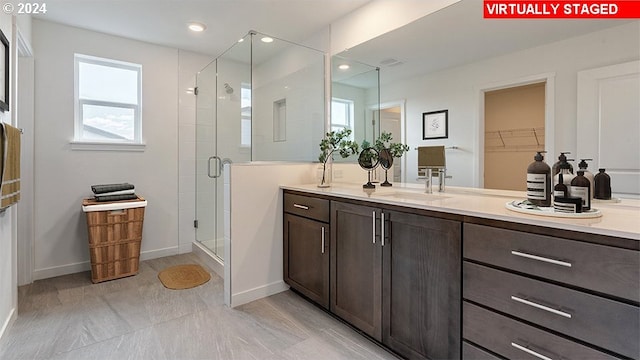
195,34,251,260
195,59,221,258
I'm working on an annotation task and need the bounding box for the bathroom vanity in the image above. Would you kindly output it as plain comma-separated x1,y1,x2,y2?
281,183,639,360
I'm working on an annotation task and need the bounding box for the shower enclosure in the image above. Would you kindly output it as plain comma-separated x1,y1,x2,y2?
195,31,325,261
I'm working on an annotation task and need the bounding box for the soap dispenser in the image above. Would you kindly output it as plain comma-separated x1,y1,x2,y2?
552,152,574,176
578,159,595,202
527,151,551,207
553,159,575,188
571,171,591,211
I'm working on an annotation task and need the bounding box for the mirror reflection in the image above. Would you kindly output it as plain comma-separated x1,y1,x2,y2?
331,55,380,162
334,0,639,197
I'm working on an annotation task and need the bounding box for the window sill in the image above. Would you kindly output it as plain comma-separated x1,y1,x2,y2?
70,141,146,152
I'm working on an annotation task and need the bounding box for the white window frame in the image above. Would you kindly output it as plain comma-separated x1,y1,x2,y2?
331,97,355,140
72,54,144,151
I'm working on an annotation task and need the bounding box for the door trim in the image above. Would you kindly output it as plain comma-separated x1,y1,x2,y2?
477,73,556,188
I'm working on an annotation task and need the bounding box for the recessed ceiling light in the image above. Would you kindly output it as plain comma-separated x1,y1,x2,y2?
238,38,244,43
338,64,350,70
261,37,274,43
188,22,206,32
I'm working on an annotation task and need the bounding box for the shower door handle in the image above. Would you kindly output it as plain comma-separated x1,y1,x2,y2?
208,156,222,178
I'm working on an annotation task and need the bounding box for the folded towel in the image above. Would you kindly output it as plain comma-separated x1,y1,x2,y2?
94,194,138,202
0,123,21,209
95,189,135,197
417,146,446,168
91,183,134,194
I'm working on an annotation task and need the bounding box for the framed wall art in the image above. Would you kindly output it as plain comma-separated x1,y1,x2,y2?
422,109,448,140
0,28,8,112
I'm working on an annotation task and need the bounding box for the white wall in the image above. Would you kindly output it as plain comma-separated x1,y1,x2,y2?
0,13,18,339
380,21,640,187
252,44,325,162
228,162,315,307
31,20,210,279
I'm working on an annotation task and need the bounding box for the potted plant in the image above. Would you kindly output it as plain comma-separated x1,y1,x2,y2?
318,129,359,187
373,131,410,186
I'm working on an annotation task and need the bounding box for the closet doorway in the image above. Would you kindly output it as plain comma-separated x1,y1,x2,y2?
484,82,546,191
379,101,405,183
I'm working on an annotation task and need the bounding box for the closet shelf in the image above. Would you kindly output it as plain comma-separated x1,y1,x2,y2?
485,127,544,153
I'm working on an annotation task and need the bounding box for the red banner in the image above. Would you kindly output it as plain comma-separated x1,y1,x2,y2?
484,1,640,18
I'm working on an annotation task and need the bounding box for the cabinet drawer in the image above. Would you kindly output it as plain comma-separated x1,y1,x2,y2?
463,302,619,360
284,193,329,222
462,342,501,360
463,223,639,302
464,262,639,359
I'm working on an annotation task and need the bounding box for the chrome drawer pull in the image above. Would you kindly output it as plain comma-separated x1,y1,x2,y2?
381,212,385,247
293,203,309,210
511,250,572,268
511,296,572,318
511,342,553,360
321,226,325,254
372,211,376,244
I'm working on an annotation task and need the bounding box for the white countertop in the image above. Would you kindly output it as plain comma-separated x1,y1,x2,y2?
282,182,640,241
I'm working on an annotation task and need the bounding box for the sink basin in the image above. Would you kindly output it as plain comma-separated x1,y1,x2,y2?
376,191,449,201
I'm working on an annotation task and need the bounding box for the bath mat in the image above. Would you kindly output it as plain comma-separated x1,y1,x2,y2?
158,264,211,290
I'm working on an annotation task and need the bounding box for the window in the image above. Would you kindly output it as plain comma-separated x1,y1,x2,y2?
331,98,354,140
74,54,142,146
240,84,251,147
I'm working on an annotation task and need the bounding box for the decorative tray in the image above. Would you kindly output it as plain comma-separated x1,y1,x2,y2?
505,200,602,219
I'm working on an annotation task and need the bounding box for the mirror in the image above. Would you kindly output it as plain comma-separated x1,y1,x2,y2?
358,148,380,188
331,55,380,162
332,0,638,193
378,149,394,187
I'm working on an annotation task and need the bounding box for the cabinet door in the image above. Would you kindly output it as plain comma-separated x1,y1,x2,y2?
284,213,329,308
383,210,461,360
331,201,382,341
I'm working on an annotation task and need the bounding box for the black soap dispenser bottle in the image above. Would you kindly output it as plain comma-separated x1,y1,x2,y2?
552,152,574,176
571,171,591,211
578,159,595,202
527,151,551,207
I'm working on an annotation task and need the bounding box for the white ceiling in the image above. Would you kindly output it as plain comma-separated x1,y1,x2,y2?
34,0,635,88
336,0,635,87
33,0,372,57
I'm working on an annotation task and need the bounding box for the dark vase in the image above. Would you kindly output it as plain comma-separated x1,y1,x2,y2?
594,168,612,200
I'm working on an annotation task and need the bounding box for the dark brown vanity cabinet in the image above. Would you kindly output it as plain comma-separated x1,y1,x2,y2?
331,201,461,360
283,193,330,308
463,223,640,360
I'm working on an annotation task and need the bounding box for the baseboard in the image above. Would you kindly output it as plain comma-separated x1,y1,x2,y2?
139,246,179,261
33,260,91,280
0,307,16,341
178,242,193,254
33,246,180,280
230,280,289,308
192,241,224,279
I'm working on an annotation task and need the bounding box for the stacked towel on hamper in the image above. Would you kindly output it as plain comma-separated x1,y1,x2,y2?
91,183,138,202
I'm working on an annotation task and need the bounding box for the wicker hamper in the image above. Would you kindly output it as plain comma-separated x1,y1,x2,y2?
82,196,147,283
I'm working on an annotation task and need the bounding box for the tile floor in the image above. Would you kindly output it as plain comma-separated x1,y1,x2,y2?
0,253,398,360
